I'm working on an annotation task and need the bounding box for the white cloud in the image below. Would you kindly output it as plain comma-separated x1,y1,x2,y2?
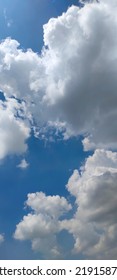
39,0,117,149
26,192,71,218
61,149,117,259
1,0,117,258
17,159,29,169
14,192,71,258
0,0,117,150
14,149,117,259
0,98,30,160
0,234,4,244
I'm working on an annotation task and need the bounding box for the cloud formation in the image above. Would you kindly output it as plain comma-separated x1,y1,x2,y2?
1,0,117,258
63,149,117,259
14,192,71,258
14,149,117,259
0,98,30,160
0,0,117,155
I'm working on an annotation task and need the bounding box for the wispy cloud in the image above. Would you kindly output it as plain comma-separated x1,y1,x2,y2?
17,159,29,169
3,8,13,28
0,234,4,244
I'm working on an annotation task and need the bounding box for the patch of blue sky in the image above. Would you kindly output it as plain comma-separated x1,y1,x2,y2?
0,132,91,255
0,91,6,101
0,0,80,52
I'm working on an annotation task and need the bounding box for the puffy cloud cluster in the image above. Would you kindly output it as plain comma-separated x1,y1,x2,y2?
14,149,117,259
62,149,117,259
0,0,117,155
14,192,71,258
41,0,117,147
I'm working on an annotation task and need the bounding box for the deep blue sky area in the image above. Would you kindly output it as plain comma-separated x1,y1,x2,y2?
0,136,89,235
0,0,90,259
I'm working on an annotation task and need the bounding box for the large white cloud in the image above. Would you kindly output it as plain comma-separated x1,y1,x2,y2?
62,149,117,259
0,0,117,150
14,192,71,258
42,0,117,148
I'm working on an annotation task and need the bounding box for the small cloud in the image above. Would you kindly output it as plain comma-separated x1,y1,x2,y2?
17,159,29,169
0,234,4,244
14,192,71,258
7,20,13,28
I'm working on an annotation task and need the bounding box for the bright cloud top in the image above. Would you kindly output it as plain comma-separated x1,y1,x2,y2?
0,0,117,160
14,149,117,259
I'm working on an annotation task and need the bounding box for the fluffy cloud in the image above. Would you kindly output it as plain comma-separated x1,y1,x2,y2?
0,98,30,160
14,192,71,258
0,0,117,150
1,0,117,259
14,149,117,259
61,149,117,259
42,0,117,148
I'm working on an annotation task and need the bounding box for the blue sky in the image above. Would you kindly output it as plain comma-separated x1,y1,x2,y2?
0,0,80,51
0,0,117,260
0,0,87,260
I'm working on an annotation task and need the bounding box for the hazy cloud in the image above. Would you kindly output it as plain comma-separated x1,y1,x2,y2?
3,8,13,28
17,159,29,169
0,234,4,244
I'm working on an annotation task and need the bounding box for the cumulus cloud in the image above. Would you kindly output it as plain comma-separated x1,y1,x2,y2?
0,98,30,160
17,159,29,169
41,0,117,148
0,0,117,150
62,149,117,259
14,149,117,259
14,192,71,258
1,0,117,259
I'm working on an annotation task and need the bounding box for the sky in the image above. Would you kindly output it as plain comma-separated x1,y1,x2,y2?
0,0,117,260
